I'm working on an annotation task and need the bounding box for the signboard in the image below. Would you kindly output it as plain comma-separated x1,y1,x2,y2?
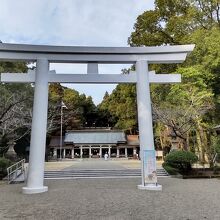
143,150,157,185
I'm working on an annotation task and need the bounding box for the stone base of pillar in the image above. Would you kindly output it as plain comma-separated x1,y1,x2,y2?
22,186,48,194
137,184,162,191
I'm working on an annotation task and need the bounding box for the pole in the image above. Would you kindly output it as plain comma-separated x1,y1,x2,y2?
60,103,63,160
22,59,49,194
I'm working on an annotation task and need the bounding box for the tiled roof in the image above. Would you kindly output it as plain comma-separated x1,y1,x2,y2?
64,130,126,144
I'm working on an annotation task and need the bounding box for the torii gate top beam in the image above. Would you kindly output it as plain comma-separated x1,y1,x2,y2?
0,43,194,64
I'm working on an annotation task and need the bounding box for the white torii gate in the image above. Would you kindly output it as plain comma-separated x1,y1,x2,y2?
0,43,194,194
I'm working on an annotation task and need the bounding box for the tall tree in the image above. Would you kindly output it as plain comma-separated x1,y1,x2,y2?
126,0,220,162
0,62,33,156
98,84,137,134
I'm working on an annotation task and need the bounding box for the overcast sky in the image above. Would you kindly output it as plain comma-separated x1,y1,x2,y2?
0,0,154,104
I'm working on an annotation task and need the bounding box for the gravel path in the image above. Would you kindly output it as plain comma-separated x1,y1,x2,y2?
0,178,220,220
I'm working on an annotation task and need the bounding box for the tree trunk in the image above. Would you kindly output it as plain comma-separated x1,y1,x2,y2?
196,123,206,164
186,131,190,150
159,135,164,149
182,138,188,151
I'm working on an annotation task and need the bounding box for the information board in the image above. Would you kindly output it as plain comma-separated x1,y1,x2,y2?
143,150,157,185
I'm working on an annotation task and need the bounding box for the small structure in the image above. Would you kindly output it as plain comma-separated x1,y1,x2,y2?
170,132,182,151
5,141,17,160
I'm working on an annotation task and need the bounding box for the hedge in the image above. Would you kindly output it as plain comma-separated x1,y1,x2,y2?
164,150,198,173
162,162,179,175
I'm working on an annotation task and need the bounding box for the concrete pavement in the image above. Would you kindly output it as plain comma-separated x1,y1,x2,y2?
0,178,220,220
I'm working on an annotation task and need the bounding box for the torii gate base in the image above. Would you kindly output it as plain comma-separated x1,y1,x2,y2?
138,184,162,191
0,43,194,194
23,186,48,194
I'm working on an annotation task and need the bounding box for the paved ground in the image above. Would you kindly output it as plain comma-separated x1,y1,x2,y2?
63,159,133,170
44,161,81,171
0,178,220,220
44,159,164,171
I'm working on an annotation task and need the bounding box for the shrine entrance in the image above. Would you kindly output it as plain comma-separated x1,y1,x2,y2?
0,43,194,194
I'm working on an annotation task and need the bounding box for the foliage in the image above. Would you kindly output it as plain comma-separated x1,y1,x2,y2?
98,84,137,133
125,0,220,162
153,66,214,150
0,62,33,156
213,165,220,174
100,0,220,142
164,150,198,173
162,162,179,175
211,135,220,155
0,61,28,73
40,82,103,134
129,0,220,47
205,134,220,167
48,84,84,132
62,87,100,129
0,157,12,176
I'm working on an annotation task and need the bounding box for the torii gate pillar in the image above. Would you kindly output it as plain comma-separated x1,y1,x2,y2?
22,59,49,194
136,60,162,190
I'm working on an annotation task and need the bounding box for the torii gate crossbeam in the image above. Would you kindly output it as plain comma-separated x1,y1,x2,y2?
0,43,194,194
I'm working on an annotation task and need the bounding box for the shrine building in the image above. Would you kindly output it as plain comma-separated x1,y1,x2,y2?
49,129,140,159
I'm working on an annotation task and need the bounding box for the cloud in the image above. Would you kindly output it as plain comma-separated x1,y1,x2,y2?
0,0,154,46
0,0,154,104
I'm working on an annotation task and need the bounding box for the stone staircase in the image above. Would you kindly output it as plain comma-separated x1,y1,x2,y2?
44,168,169,179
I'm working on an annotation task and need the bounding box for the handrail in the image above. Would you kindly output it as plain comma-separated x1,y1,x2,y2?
7,159,25,184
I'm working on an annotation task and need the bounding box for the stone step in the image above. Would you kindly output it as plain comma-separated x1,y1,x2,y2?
44,168,169,179
12,168,169,182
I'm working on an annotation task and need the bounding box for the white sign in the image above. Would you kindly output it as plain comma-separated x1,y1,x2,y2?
143,150,157,185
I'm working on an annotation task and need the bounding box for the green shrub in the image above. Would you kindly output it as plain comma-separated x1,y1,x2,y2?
0,157,12,176
162,162,179,175
213,165,220,174
164,150,198,173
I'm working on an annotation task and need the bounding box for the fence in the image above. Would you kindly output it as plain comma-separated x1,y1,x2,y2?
7,159,25,184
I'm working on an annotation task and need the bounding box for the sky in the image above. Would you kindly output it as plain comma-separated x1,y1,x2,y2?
0,0,155,105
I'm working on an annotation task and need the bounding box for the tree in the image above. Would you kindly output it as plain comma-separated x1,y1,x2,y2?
153,67,213,156
98,84,138,134
0,62,33,156
126,0,220,165
49,84,100,132
129,1,220,48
